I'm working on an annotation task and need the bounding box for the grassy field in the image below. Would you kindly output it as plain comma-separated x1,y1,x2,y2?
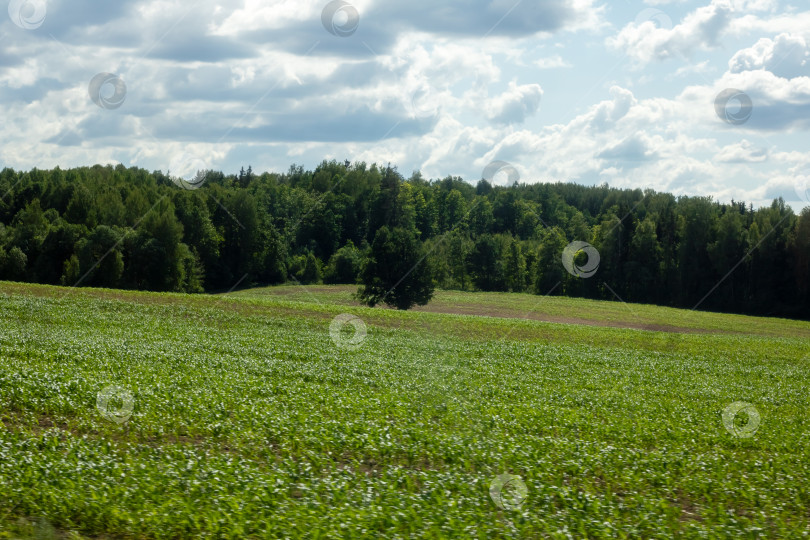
1,282,809,538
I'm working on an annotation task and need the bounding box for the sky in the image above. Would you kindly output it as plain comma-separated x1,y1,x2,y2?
1,0,809,209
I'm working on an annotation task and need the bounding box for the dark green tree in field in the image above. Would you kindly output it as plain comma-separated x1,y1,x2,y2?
358,226,434,310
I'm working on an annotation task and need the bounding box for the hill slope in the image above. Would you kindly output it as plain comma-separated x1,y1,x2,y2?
1,282,809,537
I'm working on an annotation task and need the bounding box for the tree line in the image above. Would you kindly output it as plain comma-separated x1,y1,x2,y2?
0,161,807,317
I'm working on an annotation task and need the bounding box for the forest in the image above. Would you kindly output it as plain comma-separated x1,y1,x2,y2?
0,161,807,318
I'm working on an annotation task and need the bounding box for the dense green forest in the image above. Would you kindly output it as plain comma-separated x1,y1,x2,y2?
0,161,807,317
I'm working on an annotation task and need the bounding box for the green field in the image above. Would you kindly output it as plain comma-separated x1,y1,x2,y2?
1,282,809,538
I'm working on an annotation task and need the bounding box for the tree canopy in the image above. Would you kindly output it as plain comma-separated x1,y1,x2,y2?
357,226,434,310
0,162,807,318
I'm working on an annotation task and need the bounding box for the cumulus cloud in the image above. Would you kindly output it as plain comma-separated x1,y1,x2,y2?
680,69,810,131
485,82,543,125
714,140,769,162
588,86,637,131
597,135,659,163
607,0,733,65
729,33,809,79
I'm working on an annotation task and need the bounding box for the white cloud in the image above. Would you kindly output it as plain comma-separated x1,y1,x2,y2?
679,69,810,131
669,60,714,80
597,135,659,162
484,82,544,125
587,86,637,131
534,55,571,69
714,139,769,162
730,11,810,38
214,0,327,34
729,33,809,79
607,0,733,65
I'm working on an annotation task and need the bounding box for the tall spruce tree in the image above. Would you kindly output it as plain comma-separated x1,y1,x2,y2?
357,226,434,310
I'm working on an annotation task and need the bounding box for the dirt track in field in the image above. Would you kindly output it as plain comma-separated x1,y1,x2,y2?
250,285,708,333
405,304,719,334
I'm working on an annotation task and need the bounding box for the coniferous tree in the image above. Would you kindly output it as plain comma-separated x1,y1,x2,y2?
358,226,434,310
